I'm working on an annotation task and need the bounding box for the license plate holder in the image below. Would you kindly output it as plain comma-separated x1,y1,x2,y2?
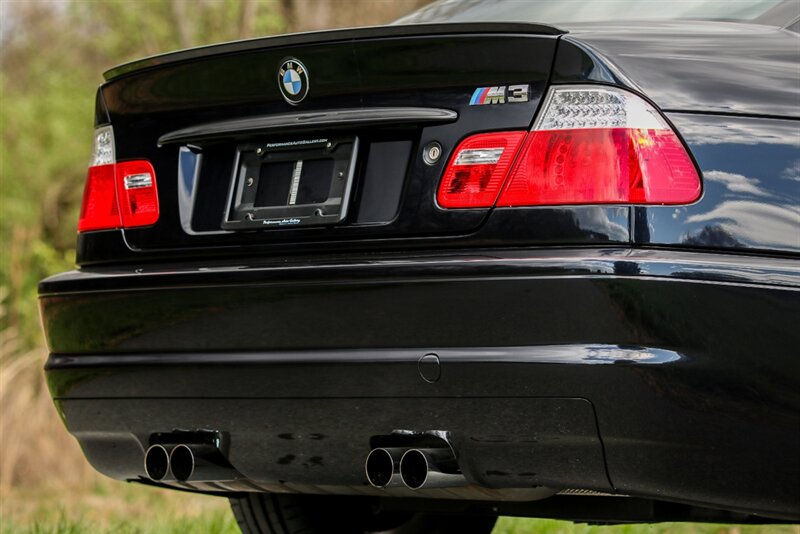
223,137,358,230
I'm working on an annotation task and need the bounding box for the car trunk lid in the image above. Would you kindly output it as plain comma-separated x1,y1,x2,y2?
99,23,562,252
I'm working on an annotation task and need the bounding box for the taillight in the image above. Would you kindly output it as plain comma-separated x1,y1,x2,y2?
498,85,700,206
436,85,701,209
78,126,159,232
436,131,526,208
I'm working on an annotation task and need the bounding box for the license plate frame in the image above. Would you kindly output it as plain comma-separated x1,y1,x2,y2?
222,137,358,230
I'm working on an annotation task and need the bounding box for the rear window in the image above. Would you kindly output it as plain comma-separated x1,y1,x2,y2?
397,0,791,26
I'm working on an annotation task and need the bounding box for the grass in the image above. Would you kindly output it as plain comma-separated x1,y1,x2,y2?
0,483,238,534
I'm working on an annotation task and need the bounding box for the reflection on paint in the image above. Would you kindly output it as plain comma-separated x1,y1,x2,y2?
643,114,800,252
446,345,683,365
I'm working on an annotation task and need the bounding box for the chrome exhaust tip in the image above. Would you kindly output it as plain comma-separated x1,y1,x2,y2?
399,448,466,489
144,444,171,481
169,444,196,482
365,447,405,488
169,443,239,482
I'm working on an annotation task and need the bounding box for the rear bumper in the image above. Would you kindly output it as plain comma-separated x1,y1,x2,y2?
39,247,800,518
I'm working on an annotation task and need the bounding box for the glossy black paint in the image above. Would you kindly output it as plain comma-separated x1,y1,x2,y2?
157,107,458,146
99,30,557,256
559,22,800,118
404,3,799,116
42,248,800,518
102,23,564,81
74,22,799,265
645,113,800,253
40,247,800,298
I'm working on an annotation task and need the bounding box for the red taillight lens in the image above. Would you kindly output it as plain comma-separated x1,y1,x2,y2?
78,164,120,232
117,160,159,227
437,85,701,209
437,131,526,208
497,127,700,206
78,126,159,232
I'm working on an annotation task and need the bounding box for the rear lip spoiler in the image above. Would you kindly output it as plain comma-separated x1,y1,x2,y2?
103,22,566,81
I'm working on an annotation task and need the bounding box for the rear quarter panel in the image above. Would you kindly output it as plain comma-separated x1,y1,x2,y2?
640,113,800,253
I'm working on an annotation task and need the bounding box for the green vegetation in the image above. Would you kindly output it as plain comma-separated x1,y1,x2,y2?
1,511,238,534
0,484,238,534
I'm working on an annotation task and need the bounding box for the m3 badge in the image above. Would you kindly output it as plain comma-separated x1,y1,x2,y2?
470,84,530,105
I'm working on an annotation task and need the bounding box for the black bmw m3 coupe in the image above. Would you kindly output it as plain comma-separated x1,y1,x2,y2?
38,0,800,532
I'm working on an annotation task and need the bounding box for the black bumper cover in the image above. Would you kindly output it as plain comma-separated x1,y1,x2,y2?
39,248,800,518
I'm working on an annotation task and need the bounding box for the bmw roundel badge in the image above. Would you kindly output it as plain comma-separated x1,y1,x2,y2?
278,58,309,105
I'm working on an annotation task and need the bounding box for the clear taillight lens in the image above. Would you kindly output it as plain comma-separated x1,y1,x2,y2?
78,126,159,232
90,126,115,166
437,85,701,209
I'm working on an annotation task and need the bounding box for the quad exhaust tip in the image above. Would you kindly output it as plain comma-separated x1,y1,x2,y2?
169,444,196,482
365,447,404,488
169,443,240,482
399,448,428,489
144,444,171,481
399,448,466,490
